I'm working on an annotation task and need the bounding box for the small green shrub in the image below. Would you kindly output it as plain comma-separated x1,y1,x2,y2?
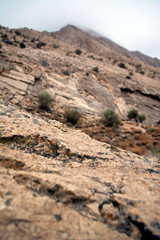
38,91,54,110
2,34,8,41
89,55,95,59
118,63,127,69
36,41,46,48
93,66,99,73
129,71,133,76
103,108,120,127
128,108,138,120
63,70,70,76
4,39,13,45
138,114,146,122
139,70,145,75
0,43,2,48
15,30,21,36
75,49,82,55
136,64,142,68
113,59,118,65
128,109,146,122
64,107,81,125
86,72,89,76
126,75,131,79
19,42,26,48
31,38,35,43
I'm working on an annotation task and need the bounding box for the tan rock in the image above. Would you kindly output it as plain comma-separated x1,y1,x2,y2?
0,100,159,240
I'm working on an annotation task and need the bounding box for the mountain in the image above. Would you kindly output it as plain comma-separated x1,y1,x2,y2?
0,24,160,240
52,25,160,67
0,24,160,155
52,25,133,59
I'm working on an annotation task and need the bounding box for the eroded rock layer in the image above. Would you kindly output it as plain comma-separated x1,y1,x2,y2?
0,100,160,240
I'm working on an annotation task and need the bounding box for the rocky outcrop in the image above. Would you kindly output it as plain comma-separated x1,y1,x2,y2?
0,24,160,159
0,25,160,124
0,99,160,240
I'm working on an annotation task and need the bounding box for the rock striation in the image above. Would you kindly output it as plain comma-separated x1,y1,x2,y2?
0,99,160,240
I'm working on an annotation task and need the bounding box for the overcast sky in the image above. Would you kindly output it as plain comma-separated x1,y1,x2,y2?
0,0,160,59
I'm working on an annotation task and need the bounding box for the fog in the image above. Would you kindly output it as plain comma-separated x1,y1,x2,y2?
0,0,160,58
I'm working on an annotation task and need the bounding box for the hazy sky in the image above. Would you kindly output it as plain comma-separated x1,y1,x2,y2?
0,0,160,59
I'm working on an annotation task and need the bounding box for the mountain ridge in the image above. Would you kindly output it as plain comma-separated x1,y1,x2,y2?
52,24,160,67
4,23,160,67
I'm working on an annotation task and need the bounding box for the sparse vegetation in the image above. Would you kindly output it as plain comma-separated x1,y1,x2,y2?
36,41,46,49
128,108,139,121
2,34,8,41
86,72,89,76
147,146,160,155
129,71,133,76
128,109,146,122
138,114,146,123
140,70,145,75
4,39,13,45
135,64,145,75
75,49,82,55
103,108,120,127
38,91,54,110
1,34,13,45
66,51,72,56
64,107,81,125
126,75,131,79
0,43,2,48
136,64,142,69
113,59,118,65
128,108,138,119
93,66,99,73
118,63,127,69
15,30,21,36
63,70,70,76
19,42,26,48
88,55,95,59
31,38,35,43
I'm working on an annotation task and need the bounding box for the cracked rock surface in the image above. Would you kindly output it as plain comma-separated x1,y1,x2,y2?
0,99,160,240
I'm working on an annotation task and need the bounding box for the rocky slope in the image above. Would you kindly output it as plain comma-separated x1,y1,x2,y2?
53,25,160,68
0,24,160,155
132,51,160,68
0,99,160,240
0,24,160,122
0,24,160,239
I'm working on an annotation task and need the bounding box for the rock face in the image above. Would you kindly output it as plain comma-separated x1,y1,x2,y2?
0,24,160,124
0,99,160,240
0,25,160,239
